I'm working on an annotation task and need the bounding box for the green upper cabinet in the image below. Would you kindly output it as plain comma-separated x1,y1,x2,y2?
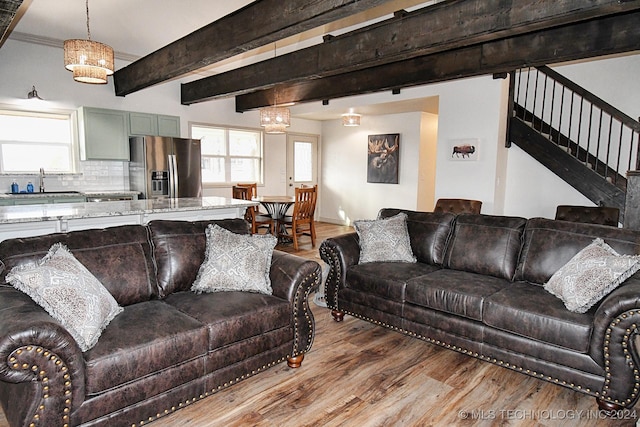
78,107,130,161
129,112,158,136
79,107,181,161
157,115,180,137
129,112,180,137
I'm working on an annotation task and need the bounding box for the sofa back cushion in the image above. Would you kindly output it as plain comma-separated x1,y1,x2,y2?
147,218,250,297
515,217,640,285
0,225,158,306
443,214,527,280
378,209,455,265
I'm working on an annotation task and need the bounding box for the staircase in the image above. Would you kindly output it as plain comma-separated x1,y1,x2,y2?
507,65,640,222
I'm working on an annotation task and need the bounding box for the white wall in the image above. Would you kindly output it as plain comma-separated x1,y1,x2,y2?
320,112,423,224
553,54,640,121
319,76,508,224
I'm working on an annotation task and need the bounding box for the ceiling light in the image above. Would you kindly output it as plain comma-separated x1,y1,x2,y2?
259,43,291,134
27,86,43,100
63,0,114,84
342,113,361,126
260,106,290,134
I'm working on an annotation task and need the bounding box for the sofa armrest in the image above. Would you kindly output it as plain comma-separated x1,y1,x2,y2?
0,286,86,426
590,274,640,408
269,251,321,356
319,232,360,310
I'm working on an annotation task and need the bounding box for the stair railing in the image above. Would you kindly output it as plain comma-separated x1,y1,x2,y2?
511,65,640,187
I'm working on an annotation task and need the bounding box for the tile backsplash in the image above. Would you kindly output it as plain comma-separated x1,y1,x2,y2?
0,161,129,193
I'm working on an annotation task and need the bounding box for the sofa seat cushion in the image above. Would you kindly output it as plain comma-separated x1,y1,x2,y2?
346,262,440,302
405,269,511,321
483,281,593,353
164,291,292,350
84,300,208,395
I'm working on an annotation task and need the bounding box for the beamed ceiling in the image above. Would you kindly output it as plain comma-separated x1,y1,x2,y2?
2,0,640,115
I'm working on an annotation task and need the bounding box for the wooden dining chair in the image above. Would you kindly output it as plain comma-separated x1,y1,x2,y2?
236,182,270,216
283,185,317,250
232,185,274,234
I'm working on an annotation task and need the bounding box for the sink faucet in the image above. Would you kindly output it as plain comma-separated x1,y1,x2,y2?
39,167,45,193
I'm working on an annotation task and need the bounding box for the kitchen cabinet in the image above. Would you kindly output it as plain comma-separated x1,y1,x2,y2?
2,195,87,206
13,198,49,205
157,115,180,137
78,107,130,161
129,112,180,137
52,196,86,204
129,112,157,136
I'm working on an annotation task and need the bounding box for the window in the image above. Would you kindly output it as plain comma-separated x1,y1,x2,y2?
0,110,75,173
294,141,313,182
191,124,264,185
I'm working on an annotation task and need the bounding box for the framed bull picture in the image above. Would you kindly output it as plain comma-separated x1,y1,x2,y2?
367,133,399,184
449,138,480,161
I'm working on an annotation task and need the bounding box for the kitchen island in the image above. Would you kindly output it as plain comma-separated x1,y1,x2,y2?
0,196,256,242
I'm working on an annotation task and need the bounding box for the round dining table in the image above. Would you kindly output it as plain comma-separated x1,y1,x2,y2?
252,195,295,240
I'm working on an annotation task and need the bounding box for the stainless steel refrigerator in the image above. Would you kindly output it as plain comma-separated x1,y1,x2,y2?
129,136,202,199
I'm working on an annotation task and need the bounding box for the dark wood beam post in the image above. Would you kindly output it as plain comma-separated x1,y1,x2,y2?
235,11,640,111
625,171,640,230
182,0,640,104
0,0,26,48
113,0,393,96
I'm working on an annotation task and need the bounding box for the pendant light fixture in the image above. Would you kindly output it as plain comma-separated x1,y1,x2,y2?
342,113,361,126
260,102,291,134
259,43,291,134
63,0,114,84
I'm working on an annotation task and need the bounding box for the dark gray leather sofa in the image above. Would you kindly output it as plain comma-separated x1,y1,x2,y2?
319,209,640,411
0,218,320,427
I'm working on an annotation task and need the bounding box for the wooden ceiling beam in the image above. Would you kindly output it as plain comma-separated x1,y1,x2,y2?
181,0,640,105
0,0,25,48
235,12,640,112
113,0,393,97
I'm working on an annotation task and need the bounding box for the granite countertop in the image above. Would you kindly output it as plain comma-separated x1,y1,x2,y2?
0,197,256,224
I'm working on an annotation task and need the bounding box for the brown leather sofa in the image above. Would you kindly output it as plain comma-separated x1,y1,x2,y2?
0,219,320,427
320,209,640,411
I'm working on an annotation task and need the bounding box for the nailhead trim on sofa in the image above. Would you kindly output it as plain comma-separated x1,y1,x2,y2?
9,346,73,427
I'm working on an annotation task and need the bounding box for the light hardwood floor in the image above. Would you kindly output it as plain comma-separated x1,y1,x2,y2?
1,222,637,426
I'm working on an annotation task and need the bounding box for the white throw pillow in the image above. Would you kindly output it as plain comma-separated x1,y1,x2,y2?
6,243,123,351
354,212,416,264
544,238,640,313
191,224,277,295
